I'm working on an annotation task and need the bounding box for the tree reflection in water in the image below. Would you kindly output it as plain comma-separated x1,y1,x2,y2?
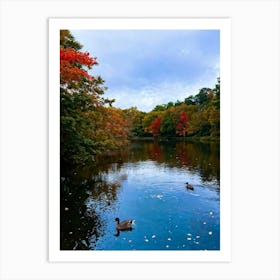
60,140,220,250
60,156,125,250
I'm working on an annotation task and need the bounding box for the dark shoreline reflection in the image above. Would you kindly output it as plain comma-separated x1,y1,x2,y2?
60,140,220,250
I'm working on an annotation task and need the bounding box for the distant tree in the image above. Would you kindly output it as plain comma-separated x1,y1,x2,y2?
142,111,162,134
152,104,166,111
150,117,162,137
207,106,220,137
213,77,220,99
176,111,190,137
194,88,212,105
160,108,177,137
184,95,195,105
187,110,211,136
166,101,174,109
122,107,147,137
175,100,183,106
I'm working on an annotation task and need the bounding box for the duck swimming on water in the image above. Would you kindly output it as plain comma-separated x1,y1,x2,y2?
186,182,194,190
114,218,135,237
114,218,135,231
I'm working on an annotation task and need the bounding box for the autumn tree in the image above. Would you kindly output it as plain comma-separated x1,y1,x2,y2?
149,117,162,138
122,107,147,137
60,30,128,165
139,79,220,140
176,111,190,137
60,47,98,84
142,111,162,135
160,107,177,137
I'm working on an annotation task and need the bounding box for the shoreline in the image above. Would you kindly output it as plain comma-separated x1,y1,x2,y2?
130,136,220,143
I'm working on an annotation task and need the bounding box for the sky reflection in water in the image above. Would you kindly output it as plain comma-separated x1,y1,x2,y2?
82,142,220,250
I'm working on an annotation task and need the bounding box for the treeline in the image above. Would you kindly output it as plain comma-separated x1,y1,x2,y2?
128,80,220,139
60,30,220,166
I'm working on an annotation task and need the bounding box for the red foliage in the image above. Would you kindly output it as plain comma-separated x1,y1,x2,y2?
150,117,162,137
60,47,98,83
176,111,190,137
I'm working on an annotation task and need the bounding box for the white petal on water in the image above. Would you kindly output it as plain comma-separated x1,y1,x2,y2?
150,194,163,200
209,211,213,215
152,235,156,238
196,235,200,238
187,237,192,241
194,241,200,244
187,233,192,236
128,240,132,243
144,239,149,242
166,245,170,248
208,231,213,235
167,237,172,241
203,222,207,225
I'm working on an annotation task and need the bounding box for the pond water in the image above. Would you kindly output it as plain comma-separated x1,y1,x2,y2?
60,140,220,250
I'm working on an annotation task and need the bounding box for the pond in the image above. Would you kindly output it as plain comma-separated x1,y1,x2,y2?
60,140,220,250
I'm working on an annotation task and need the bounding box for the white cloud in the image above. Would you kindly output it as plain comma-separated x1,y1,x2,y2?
72,30,220,112
105,76,218,112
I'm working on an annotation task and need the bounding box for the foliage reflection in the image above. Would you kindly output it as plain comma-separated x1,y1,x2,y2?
60,140,219,250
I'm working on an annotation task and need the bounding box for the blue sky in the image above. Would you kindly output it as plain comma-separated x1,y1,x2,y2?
71,30,220,112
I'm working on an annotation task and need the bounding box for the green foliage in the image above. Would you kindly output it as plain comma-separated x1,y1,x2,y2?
152,104,166,112
142,111,162,133
138,78,220,140
184,95,195,105
122,107,148,137
60,30,220,167
194,88,212,105
60,31,130,166
60,30,82,50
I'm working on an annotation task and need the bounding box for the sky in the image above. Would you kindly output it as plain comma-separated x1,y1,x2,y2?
71,30,220,112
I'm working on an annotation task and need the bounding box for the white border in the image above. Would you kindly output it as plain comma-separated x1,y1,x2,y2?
1,0,279,279
49,18,231,262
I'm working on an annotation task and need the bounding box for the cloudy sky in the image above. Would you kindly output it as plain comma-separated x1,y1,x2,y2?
71,29,220,112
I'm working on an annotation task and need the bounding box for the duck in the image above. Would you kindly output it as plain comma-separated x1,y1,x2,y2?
114,217,134,231
186,182,194,190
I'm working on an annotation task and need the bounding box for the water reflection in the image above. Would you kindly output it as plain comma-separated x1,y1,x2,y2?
60,140,220,250
60,161,125,250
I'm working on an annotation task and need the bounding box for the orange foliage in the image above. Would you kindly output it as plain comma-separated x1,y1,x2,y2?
60,47,98,83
